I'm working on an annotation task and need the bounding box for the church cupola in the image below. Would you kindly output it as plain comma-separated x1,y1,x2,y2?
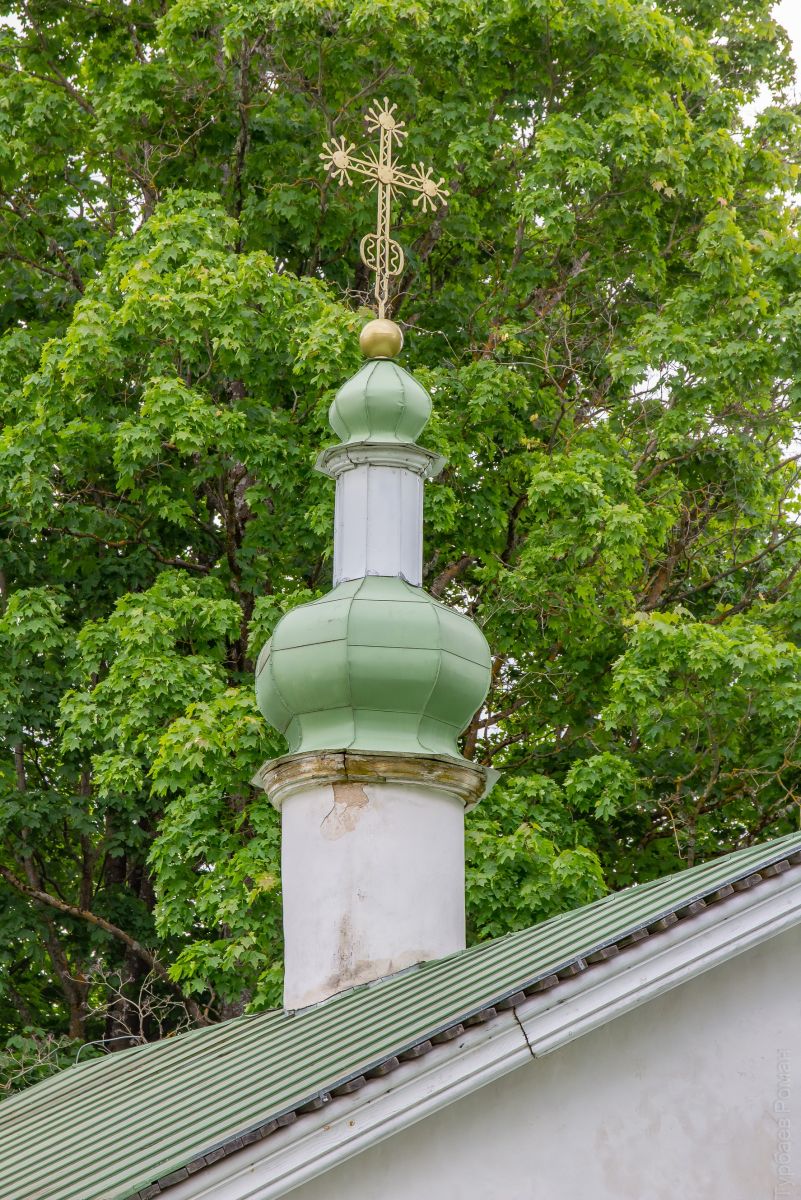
256,354,490,763
254,102,496,1011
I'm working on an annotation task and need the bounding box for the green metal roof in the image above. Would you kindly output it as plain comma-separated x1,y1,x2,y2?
2,831,800,1200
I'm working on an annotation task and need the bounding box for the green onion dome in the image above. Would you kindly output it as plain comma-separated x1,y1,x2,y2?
256,576,491,760
328,359,432,445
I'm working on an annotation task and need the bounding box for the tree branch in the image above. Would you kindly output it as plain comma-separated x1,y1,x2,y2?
430,555,474,597
0,865,206,1022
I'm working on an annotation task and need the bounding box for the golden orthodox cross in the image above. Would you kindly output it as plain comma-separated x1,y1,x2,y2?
320,99,448,319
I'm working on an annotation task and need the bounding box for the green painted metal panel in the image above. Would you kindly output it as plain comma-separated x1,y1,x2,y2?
255,576,492,759
329,359,432,444
0,831,799,1200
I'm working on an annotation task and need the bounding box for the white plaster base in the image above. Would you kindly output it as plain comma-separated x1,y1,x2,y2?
281,780,465,1010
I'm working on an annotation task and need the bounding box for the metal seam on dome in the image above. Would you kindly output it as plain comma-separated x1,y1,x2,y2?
272,636,486,661
361,359,381,438
391,359,408,441
417,601,448,754
264,643,293,736
343,581,359,744
341,709,462,728
274,706,462,726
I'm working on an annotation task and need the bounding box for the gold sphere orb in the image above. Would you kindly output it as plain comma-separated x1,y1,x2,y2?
359,318,404,359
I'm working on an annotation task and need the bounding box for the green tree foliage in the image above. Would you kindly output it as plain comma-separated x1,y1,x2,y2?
2,0,801,1073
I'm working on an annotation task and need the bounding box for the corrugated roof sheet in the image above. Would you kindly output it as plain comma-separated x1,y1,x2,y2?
2,830,801,1200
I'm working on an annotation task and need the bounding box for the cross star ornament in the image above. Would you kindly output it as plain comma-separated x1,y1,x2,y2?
320,99,448,320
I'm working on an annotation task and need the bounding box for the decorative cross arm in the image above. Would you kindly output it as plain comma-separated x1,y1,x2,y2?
321,99,448,319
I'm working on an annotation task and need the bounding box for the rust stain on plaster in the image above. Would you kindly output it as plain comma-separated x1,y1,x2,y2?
321,781,370,839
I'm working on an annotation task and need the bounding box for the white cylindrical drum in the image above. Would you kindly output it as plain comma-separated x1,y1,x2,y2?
280,779,466,1009
334,463,423,586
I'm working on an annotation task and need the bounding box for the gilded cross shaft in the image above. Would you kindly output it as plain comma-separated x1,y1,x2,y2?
321,99,448,319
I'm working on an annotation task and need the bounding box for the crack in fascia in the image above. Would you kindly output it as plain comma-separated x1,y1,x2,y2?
512,1006,537,1060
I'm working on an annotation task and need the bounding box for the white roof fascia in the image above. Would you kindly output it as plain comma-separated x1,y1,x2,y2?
163,868,801,1200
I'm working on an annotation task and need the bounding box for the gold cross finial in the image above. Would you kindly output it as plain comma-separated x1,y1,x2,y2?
321,99,448,320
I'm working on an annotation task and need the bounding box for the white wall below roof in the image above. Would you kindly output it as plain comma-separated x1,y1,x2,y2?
288,923,801,1200
281,780,465,1010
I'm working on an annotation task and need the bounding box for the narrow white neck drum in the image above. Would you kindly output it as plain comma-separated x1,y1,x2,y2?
317,441,444,588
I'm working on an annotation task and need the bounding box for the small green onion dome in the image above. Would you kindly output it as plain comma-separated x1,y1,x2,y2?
256,576,491,761
329,359,432,445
